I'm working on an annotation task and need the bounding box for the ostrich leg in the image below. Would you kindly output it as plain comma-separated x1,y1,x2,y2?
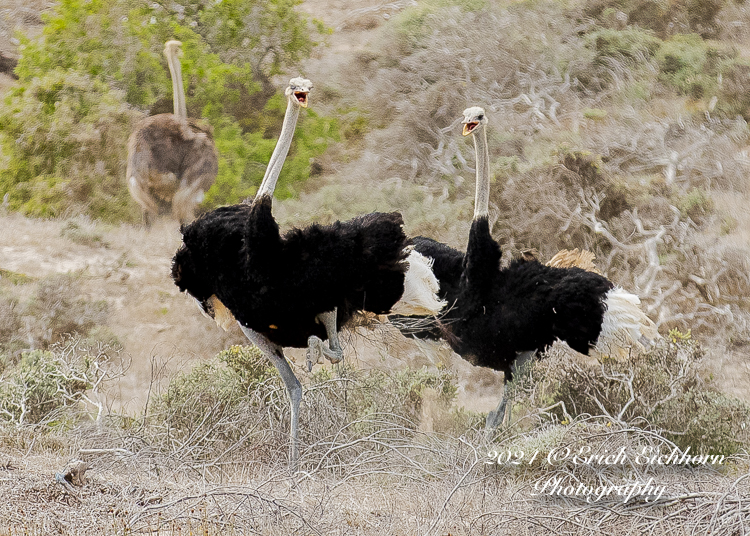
485,350,536,433
240,325,302,471
306,307,344,371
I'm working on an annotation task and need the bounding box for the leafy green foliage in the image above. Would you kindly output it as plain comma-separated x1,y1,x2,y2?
217,344,275,388
204,97,339,207
194,0,330,76
0,70,141,221
1,0,335,221
656,34,716,98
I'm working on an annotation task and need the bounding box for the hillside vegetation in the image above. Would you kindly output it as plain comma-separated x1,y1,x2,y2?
1,0,750,533
278,0,750,350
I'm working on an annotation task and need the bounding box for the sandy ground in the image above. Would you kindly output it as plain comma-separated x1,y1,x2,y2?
0,208,505,414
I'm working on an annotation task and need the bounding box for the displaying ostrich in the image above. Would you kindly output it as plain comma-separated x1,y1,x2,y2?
403,106,657,430
171,77,445,468
126,40,218,225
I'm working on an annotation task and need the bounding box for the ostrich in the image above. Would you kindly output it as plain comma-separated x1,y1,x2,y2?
403,107,657,429
171,77,445,468
126,40,218,225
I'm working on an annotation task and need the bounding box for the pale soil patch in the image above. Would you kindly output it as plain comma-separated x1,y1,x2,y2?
0,209,504,414
0,212,244,410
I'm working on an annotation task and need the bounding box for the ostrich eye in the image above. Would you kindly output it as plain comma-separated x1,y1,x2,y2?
477,114,484,120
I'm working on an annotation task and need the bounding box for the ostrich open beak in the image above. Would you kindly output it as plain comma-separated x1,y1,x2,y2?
462,122,479,136
294,91,309,108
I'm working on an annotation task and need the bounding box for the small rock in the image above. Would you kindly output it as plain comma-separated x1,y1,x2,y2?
59,459,89,487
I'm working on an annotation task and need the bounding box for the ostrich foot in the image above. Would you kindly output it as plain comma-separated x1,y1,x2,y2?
306,335,343,372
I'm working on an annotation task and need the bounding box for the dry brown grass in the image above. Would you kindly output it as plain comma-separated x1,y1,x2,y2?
0,337,748,535
0,407,747,535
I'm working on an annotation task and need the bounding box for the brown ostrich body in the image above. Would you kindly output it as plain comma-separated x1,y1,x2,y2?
126,40,218,225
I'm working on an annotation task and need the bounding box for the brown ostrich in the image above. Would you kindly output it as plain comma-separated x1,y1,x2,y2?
126,40,218,225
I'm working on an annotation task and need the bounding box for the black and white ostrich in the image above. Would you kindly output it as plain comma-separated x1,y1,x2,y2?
171,78,445,467
403,106,657,429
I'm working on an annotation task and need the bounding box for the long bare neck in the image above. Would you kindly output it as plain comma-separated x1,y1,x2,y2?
167,51,187,122
472,127,490,220
255,97,300,200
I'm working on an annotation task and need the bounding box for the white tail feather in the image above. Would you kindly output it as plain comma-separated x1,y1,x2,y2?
594,287,658,356
390,249,447,316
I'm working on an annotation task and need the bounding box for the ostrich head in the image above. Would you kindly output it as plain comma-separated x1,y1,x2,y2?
172,242,237,331
285,77,312,108
461,106,488,136
163,40,183,60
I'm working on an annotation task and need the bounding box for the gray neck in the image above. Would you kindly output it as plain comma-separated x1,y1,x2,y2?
473,126,490,219
255,97,300,200
167,52,187,122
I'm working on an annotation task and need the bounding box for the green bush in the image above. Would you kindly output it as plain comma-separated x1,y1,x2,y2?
2,0,335,221
0,350,88,425
203,96,339,207
149,347,469,462
217,344,277,388
573,27,662,90
656,34,717,99
151,345,284,460
0,70,141,221
677,187,714,224
0,337,125,426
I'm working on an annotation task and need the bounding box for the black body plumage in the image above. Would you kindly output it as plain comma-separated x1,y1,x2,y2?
172,195,408,347
403,218,615,380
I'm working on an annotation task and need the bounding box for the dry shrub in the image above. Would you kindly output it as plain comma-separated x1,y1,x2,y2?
0,272,111,365
587,114,750,193
0,336,126,426
515,336,750,455
147,345,287,464
27,273,108,349
60,218,109,248
0,295,22,365
143,345,474,471
490,133,750,342
582,0,729,38
275,177,474,246
332,0,587,183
